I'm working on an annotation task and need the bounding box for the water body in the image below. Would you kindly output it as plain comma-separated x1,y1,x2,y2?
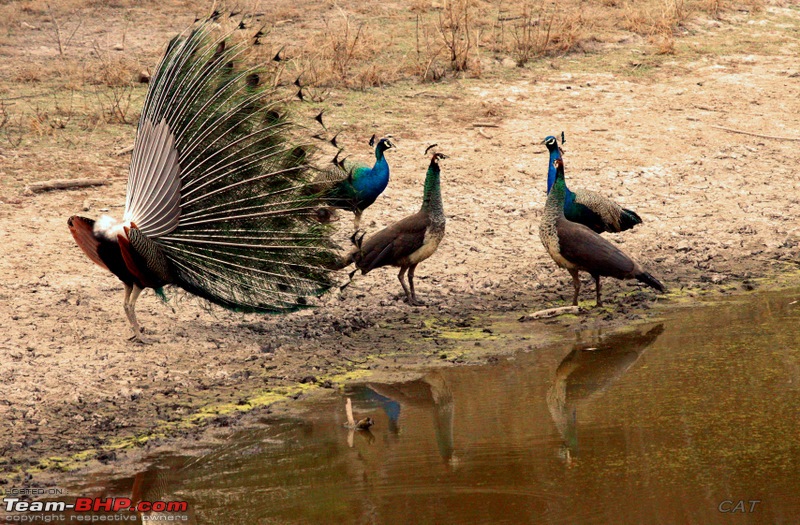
65,289,800,524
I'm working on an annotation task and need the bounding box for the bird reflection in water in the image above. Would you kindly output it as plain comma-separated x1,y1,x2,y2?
359,371,458,468
547,324,665,465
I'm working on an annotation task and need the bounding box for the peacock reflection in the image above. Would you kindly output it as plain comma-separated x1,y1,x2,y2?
547,324,665,463
349,370,457,468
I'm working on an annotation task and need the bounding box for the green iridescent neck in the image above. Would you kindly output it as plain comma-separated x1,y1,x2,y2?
545,165,567,214
421,160,443,216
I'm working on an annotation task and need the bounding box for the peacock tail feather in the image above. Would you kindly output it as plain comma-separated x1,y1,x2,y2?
123,20,340,313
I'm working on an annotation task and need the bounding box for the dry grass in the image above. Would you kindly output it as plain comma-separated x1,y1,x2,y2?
0,0,770,147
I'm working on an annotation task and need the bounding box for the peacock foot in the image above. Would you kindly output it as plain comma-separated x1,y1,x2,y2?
407,297,427,307
128,327,155,344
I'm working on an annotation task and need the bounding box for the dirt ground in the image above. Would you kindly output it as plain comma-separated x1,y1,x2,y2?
1,3,799,485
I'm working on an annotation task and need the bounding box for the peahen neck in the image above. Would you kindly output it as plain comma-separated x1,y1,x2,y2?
544,165,567,220
421,160,444,220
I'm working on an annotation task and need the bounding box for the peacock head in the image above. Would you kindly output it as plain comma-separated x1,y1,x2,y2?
543,135,559,152
369,134,396,155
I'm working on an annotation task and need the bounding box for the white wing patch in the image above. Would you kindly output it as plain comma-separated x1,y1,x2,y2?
124,118,181,238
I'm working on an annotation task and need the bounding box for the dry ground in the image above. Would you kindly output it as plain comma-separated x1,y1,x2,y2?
1,1,799,484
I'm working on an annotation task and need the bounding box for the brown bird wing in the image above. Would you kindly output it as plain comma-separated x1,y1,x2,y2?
556,216,636,279
68,216,110,272
357,212,429,273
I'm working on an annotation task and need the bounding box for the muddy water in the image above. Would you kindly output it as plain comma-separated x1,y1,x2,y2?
66,290,800,524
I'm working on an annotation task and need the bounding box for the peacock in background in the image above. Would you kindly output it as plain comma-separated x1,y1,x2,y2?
544,135,642,234
310,134,395,232
68,19,339,342
539,158,664,306
340,146,447,306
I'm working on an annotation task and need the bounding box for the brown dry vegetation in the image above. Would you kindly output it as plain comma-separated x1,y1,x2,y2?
2,0,800,485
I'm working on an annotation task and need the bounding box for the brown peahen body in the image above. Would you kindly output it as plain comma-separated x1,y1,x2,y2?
539,158,664,306
341,149,447,306
68,19,339,342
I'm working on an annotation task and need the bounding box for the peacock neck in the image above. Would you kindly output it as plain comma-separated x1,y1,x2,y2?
546,146,562,193
372,151,389,179
421,161,444,220
351,149,389,197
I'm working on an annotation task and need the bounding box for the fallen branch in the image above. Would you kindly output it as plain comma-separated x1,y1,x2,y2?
24,178,109,194
114,144,134,156
711,125,800,142
518,305,580,322
477,127,493,139
472,122,500,128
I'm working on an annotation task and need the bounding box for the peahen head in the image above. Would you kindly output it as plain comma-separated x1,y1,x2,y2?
425,144,448,167
553,158,565,180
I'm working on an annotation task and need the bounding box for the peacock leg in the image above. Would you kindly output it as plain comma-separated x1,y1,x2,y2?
407,264,425,306
122,283,135,329
350,211,365,246
593,275,603,307
125,284,148,343
568,269,581,306
398,267,412,304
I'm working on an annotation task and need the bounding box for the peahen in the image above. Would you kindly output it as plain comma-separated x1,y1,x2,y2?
310,134,395,231
539,158,664,306
341,146,447,306
68,20,339,342
544,135,642,234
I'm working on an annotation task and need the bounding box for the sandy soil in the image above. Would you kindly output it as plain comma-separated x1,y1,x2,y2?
1,3,799,484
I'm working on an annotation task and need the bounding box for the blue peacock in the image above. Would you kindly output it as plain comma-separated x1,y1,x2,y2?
544,135,641,234
311,134,395,231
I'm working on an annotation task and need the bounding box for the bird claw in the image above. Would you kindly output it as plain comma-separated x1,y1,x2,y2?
407,297,427,307
128,334,149,344
128,327,155,344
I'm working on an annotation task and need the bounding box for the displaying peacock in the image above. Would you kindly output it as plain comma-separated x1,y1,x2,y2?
544,135,641,233
340,146,447,306
539,158,664,307
68,19,339,342
310,134,395,232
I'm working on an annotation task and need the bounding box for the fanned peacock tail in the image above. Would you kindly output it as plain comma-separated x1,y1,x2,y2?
129,20,339,313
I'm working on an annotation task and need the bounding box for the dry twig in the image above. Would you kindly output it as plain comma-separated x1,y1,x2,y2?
711,125,800,142
25,178,109,194
518,305,580,322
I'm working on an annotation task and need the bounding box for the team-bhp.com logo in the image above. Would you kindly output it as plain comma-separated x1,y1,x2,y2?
4,496,189,521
